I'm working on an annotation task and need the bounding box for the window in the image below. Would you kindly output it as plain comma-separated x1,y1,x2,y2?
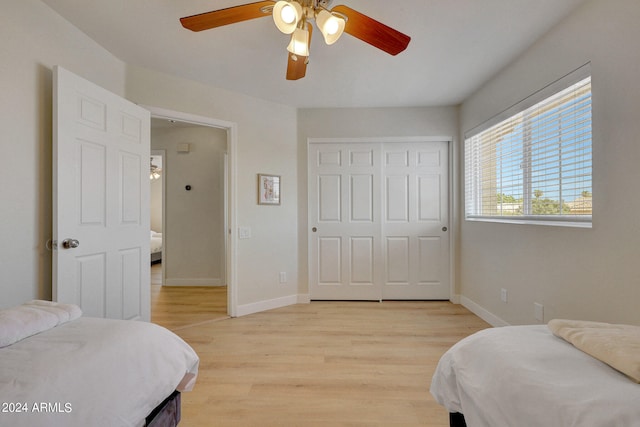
464,66,592,227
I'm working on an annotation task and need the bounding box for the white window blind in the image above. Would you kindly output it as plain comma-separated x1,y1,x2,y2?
465,69,592,226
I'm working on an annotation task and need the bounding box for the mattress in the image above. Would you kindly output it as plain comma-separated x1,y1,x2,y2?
151,232,163,254
0,317,198,427
430,325,640,427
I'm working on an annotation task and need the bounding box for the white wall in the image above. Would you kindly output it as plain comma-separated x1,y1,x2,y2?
151,125,226,286
8,0,636,326
297,107,459,297
459,0,640,326
126,65,299,310
1,0,299,314
0,0,127,309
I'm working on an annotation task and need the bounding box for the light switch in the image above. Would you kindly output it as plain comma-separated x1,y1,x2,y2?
534,302,544,322
238,226,252,239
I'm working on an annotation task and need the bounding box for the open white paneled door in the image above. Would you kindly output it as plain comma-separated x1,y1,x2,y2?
53,66,151,320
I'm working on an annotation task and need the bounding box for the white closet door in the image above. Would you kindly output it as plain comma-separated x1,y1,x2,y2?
309,140,450,301
308,143,383,300
382,142,450,300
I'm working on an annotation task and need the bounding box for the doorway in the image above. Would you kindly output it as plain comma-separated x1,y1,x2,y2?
150,150,164,268
146,106,238,321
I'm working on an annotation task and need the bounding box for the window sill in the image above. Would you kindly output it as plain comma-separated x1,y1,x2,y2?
465,216,592,229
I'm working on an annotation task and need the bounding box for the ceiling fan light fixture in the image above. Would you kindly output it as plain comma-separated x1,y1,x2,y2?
286,26,310,57
180,2,411,81
150,158,162,180
315,9,345,45
273,1,303,34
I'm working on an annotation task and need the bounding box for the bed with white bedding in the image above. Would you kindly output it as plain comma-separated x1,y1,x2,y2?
151,231,162,264
0,301,199,427
430,323,640,427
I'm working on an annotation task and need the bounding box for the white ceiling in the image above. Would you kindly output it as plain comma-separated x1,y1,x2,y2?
40,0,586,108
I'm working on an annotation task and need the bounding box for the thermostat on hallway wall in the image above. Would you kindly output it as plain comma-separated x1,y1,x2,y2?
177,143,190,153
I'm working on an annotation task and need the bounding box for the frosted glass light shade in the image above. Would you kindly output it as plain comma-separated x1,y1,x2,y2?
286,27,310,57
273,1,303,34
315,9,345,45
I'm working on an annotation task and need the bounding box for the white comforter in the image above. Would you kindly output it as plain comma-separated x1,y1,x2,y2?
430,325,640,427
0,317,199,427
150,232,163,254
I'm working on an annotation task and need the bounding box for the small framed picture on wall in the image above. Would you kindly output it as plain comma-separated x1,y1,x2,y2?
258,174,281,205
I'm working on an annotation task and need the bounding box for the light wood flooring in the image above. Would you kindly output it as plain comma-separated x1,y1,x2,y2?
152,284,490,427
150,263,229,331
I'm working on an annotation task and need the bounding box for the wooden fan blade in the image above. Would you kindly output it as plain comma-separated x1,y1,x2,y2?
286,53,308,80
180,1,275,32
286,24,312,80
332,5,410,55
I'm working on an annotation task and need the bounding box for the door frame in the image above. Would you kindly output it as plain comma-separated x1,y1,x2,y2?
144,105,238,317
307,136,455,301
150,149,166,285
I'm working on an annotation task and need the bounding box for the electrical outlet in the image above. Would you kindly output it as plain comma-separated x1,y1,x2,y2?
279,272,287,284
500,288,508,303
534,302,544,322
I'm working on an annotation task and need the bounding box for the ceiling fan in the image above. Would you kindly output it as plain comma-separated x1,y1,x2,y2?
180,0,411,80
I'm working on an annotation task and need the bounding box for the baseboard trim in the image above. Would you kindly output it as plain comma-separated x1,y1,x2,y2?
460,295,510,327
236,293,481,318
297,294,310,304
164,278,223,286
236,294,299,317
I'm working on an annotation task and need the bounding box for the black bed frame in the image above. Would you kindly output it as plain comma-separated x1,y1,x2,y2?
146,392,460,427
146,391,181,427
450,412,467,427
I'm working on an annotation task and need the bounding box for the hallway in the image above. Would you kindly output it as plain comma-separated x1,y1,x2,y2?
150,263,228,331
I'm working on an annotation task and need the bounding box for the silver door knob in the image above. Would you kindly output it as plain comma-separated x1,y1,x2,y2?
62,238,80,249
